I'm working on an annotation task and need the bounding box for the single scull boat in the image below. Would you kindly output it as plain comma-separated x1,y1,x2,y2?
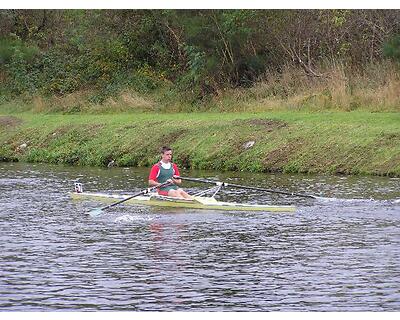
71,182,296,213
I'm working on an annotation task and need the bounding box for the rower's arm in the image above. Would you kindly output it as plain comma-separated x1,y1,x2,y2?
149,165,163,187
172,177,181,185
172,165,182,185
172,175,182,185
148,179,161,187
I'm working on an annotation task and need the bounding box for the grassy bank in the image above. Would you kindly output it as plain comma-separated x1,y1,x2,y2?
1,111,399,176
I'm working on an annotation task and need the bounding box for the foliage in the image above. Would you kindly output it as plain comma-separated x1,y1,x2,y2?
0,38,38,65
1,9,400,106
6,47,38,95
384,34,400,61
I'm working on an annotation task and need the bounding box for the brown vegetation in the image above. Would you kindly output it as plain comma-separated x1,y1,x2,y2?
0,115,22,128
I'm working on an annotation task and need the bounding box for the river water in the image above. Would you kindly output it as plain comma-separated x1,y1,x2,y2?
0,162,399,311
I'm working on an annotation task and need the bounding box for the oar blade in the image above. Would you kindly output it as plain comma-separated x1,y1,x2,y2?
87,208,104,217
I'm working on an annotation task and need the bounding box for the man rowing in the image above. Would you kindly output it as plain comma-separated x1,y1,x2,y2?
148,146,192,199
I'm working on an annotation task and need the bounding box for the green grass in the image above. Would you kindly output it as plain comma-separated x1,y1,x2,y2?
1,111,399,176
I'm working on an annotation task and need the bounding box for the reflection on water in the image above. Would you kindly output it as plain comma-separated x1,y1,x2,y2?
0,162,399,311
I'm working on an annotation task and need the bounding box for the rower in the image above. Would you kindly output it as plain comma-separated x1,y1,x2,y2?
148,146,193,199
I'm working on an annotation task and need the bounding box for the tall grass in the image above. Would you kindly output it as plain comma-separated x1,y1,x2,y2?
1,61,399,114
211,60,400,112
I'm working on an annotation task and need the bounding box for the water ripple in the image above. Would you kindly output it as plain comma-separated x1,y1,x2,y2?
0,162,399,311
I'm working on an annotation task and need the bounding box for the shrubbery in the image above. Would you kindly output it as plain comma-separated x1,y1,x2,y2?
0,9,399,110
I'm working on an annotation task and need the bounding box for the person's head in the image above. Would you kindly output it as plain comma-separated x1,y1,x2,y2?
160,146,173,163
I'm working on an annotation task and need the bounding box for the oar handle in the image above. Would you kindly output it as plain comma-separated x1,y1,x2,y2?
176,176,317,199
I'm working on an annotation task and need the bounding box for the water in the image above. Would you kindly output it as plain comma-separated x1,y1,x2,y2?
0,162,399,311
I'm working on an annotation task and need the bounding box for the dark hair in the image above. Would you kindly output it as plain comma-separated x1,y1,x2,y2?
160,146,172,154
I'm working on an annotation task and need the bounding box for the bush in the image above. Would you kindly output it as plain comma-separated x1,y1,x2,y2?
384,34,400,62
5,48,38,95
0,38,38,65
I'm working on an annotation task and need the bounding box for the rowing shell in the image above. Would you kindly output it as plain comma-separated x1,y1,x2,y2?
71,191,296,212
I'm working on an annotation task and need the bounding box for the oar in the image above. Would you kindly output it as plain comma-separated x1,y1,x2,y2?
175,176,319,199
87,181,172,217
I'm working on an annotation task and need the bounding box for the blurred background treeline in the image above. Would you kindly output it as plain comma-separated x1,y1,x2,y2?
1,9,400,113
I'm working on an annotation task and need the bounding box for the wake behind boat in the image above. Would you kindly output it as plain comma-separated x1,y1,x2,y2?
71,182,296,213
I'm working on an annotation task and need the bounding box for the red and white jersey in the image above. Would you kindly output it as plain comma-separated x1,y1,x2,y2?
148,162,180,182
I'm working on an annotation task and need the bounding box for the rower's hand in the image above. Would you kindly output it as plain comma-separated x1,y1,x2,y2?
172,175,181,184
166,179,174,184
